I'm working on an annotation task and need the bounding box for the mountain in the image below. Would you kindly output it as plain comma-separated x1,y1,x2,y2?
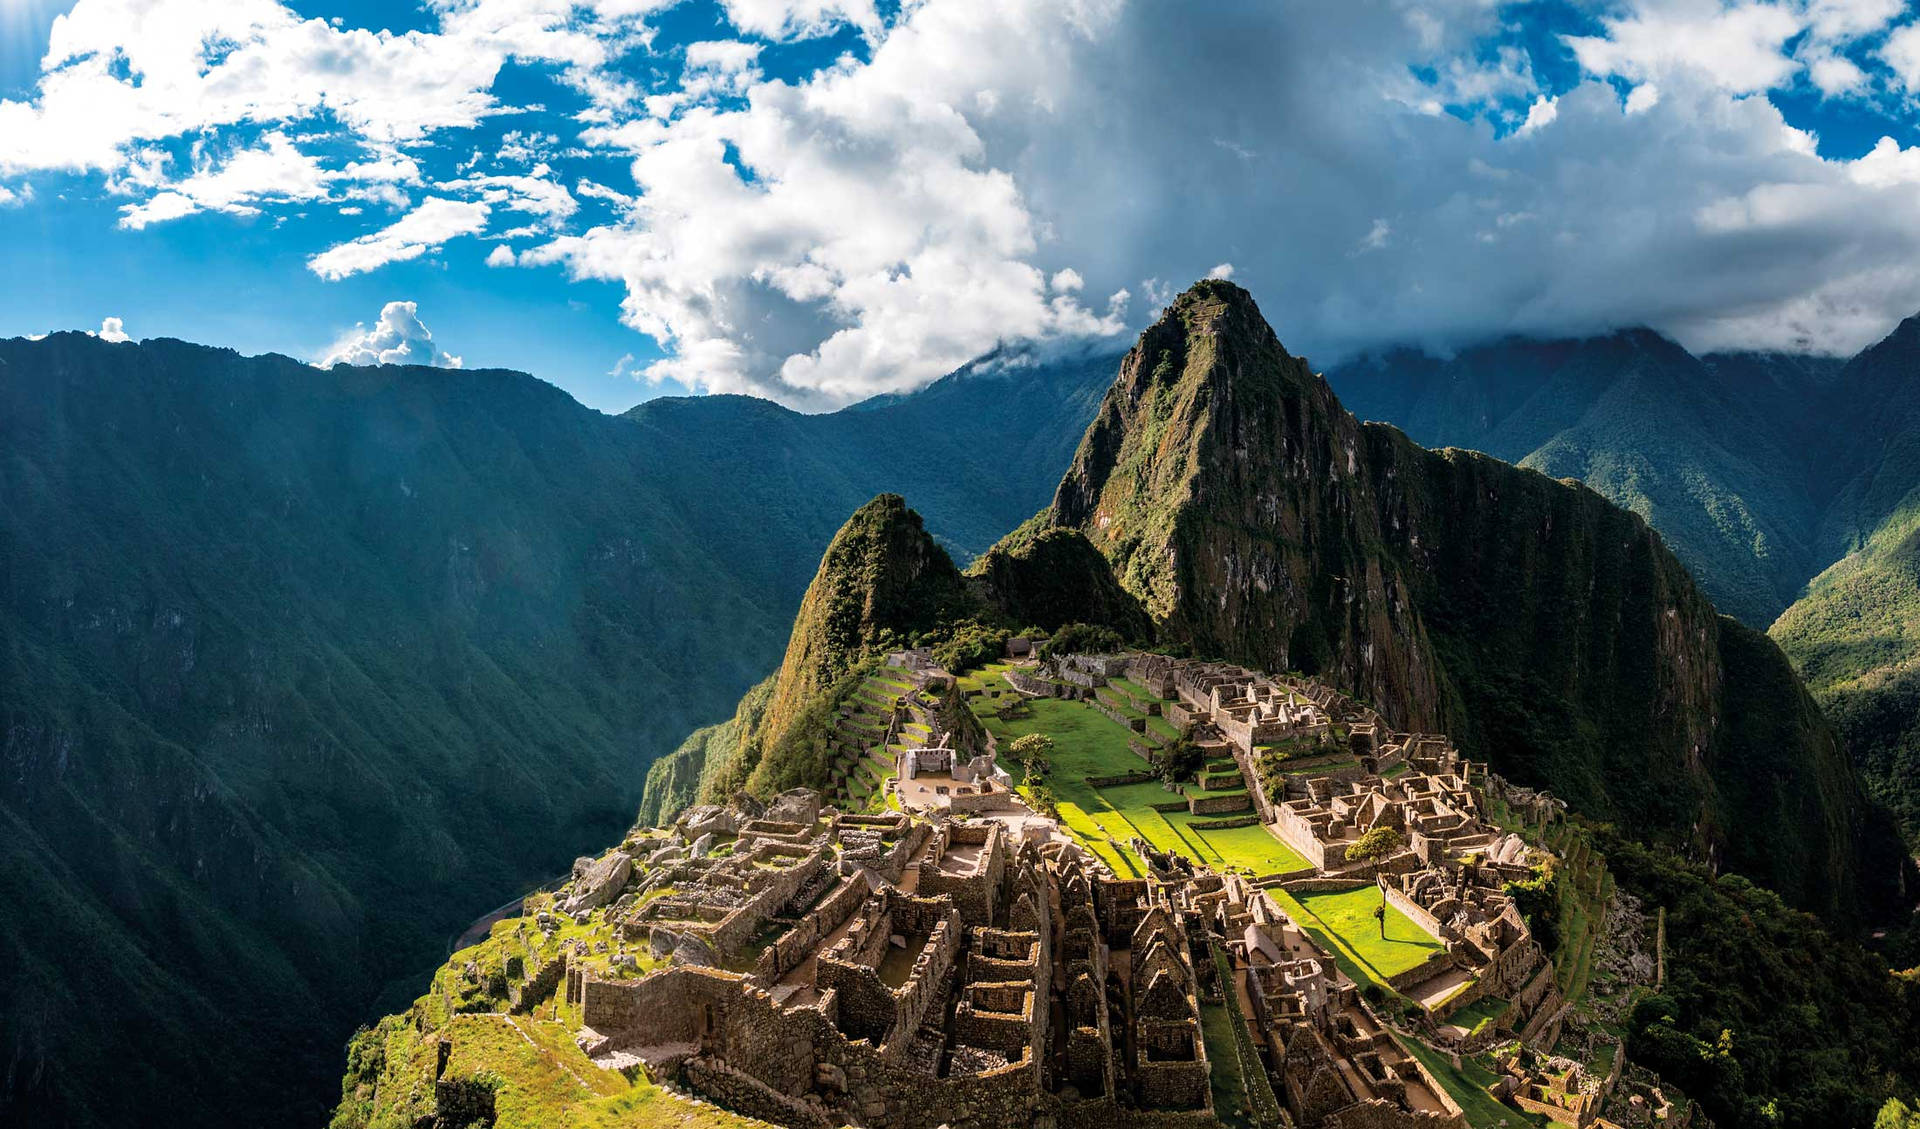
1330,331,1839,628
0,333,1113,1127
1768,315,1920,845
1323,319,1920,853
640,494,973,816
1033,279,1900,922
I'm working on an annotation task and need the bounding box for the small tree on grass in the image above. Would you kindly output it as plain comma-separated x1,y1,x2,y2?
1344,826,1404,938
1008,732,1055,783
1152,735,1204,784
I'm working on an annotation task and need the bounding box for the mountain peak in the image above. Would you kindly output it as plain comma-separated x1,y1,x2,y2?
756,494,966,760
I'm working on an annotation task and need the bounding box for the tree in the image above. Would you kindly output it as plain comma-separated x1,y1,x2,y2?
1878,1098,1920,1128
1152,735,1204,784
1344,827,1404,937
1007,733,1055,782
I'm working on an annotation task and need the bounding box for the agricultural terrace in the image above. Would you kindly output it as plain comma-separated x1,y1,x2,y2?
957,662,1311,879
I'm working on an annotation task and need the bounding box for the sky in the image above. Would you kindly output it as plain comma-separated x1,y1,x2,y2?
3,0,1920,413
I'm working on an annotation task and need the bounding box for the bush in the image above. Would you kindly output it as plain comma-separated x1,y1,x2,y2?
1152,735,1203,783
929,619,1010,674
1038,622,1126,662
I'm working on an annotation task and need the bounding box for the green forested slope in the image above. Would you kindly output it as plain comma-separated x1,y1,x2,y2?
0,333,1112,1127
1327,319,1920,854
1330,331,1832,627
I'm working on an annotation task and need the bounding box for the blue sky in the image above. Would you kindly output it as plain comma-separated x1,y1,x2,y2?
3,0,1920,413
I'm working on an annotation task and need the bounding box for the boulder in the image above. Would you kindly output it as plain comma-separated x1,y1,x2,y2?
691,831,716,858
683,804,739,837
731,791,766,820
672,933,718,968
766,788,821,825
562,852,634,915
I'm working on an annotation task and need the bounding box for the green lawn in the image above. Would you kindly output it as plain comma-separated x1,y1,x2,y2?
1270,886,1444,988
1398,1035,1547,1129
970,683,1311,876
1200,997,1255,1127
1445,994,1510,1031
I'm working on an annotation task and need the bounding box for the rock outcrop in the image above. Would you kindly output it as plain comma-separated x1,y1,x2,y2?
562,852,634,915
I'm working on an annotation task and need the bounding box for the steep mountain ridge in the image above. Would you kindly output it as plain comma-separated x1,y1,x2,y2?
1331,331,1831,626
645,495,974,812
1038,280,1897,922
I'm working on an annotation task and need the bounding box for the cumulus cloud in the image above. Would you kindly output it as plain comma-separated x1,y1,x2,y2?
308,198,491,280
17,0,1920,404
525,0,1920,387
319,301,462,368
718,0,880,41
91,317,130,343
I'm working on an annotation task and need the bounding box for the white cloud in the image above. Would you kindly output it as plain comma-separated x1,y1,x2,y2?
1883,22,1920,93
718,0,880,41
1205,262,1234,280
15,0,1920,405
319,300,462,367
92,317,130,343
308,197,491,280
441,166,578,224
681,40,764,101
1564,2,1804,95
114,131,414,229
1516,95,1559,134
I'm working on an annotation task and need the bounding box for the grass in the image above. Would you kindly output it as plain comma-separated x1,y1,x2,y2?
1199,996,1254,1127
1269,886,1443,989
1445,995,1510,1031
433,1013,770,1129
971,683,1311,875
1397,1035,1547,1129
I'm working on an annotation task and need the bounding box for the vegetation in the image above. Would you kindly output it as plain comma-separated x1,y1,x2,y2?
1276,886,1442,986
1037,621,1128,662
1150,734,1204,783
0,331,1121,1127
957,667,1306,875
1597,827,1920,1129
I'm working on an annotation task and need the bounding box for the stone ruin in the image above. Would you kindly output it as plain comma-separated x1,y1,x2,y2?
424,647,1626,1129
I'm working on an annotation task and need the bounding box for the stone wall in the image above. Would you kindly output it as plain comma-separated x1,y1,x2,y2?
1188,791,1252,816
766,875,867,980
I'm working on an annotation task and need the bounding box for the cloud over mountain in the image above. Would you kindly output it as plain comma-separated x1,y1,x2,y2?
319,301,462,368
7,0,1920,405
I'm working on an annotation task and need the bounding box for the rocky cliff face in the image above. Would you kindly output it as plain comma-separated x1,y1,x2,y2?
1041,280,1898,922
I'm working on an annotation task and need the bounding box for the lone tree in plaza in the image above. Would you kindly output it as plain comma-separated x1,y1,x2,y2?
1344,827,1405,938
1007,732,1055,782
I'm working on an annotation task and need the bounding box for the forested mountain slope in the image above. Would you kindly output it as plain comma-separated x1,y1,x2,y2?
0,333,1112,1127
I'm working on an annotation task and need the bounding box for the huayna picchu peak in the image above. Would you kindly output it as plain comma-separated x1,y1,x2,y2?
1035,280,1898,925
332,281,1920,1129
